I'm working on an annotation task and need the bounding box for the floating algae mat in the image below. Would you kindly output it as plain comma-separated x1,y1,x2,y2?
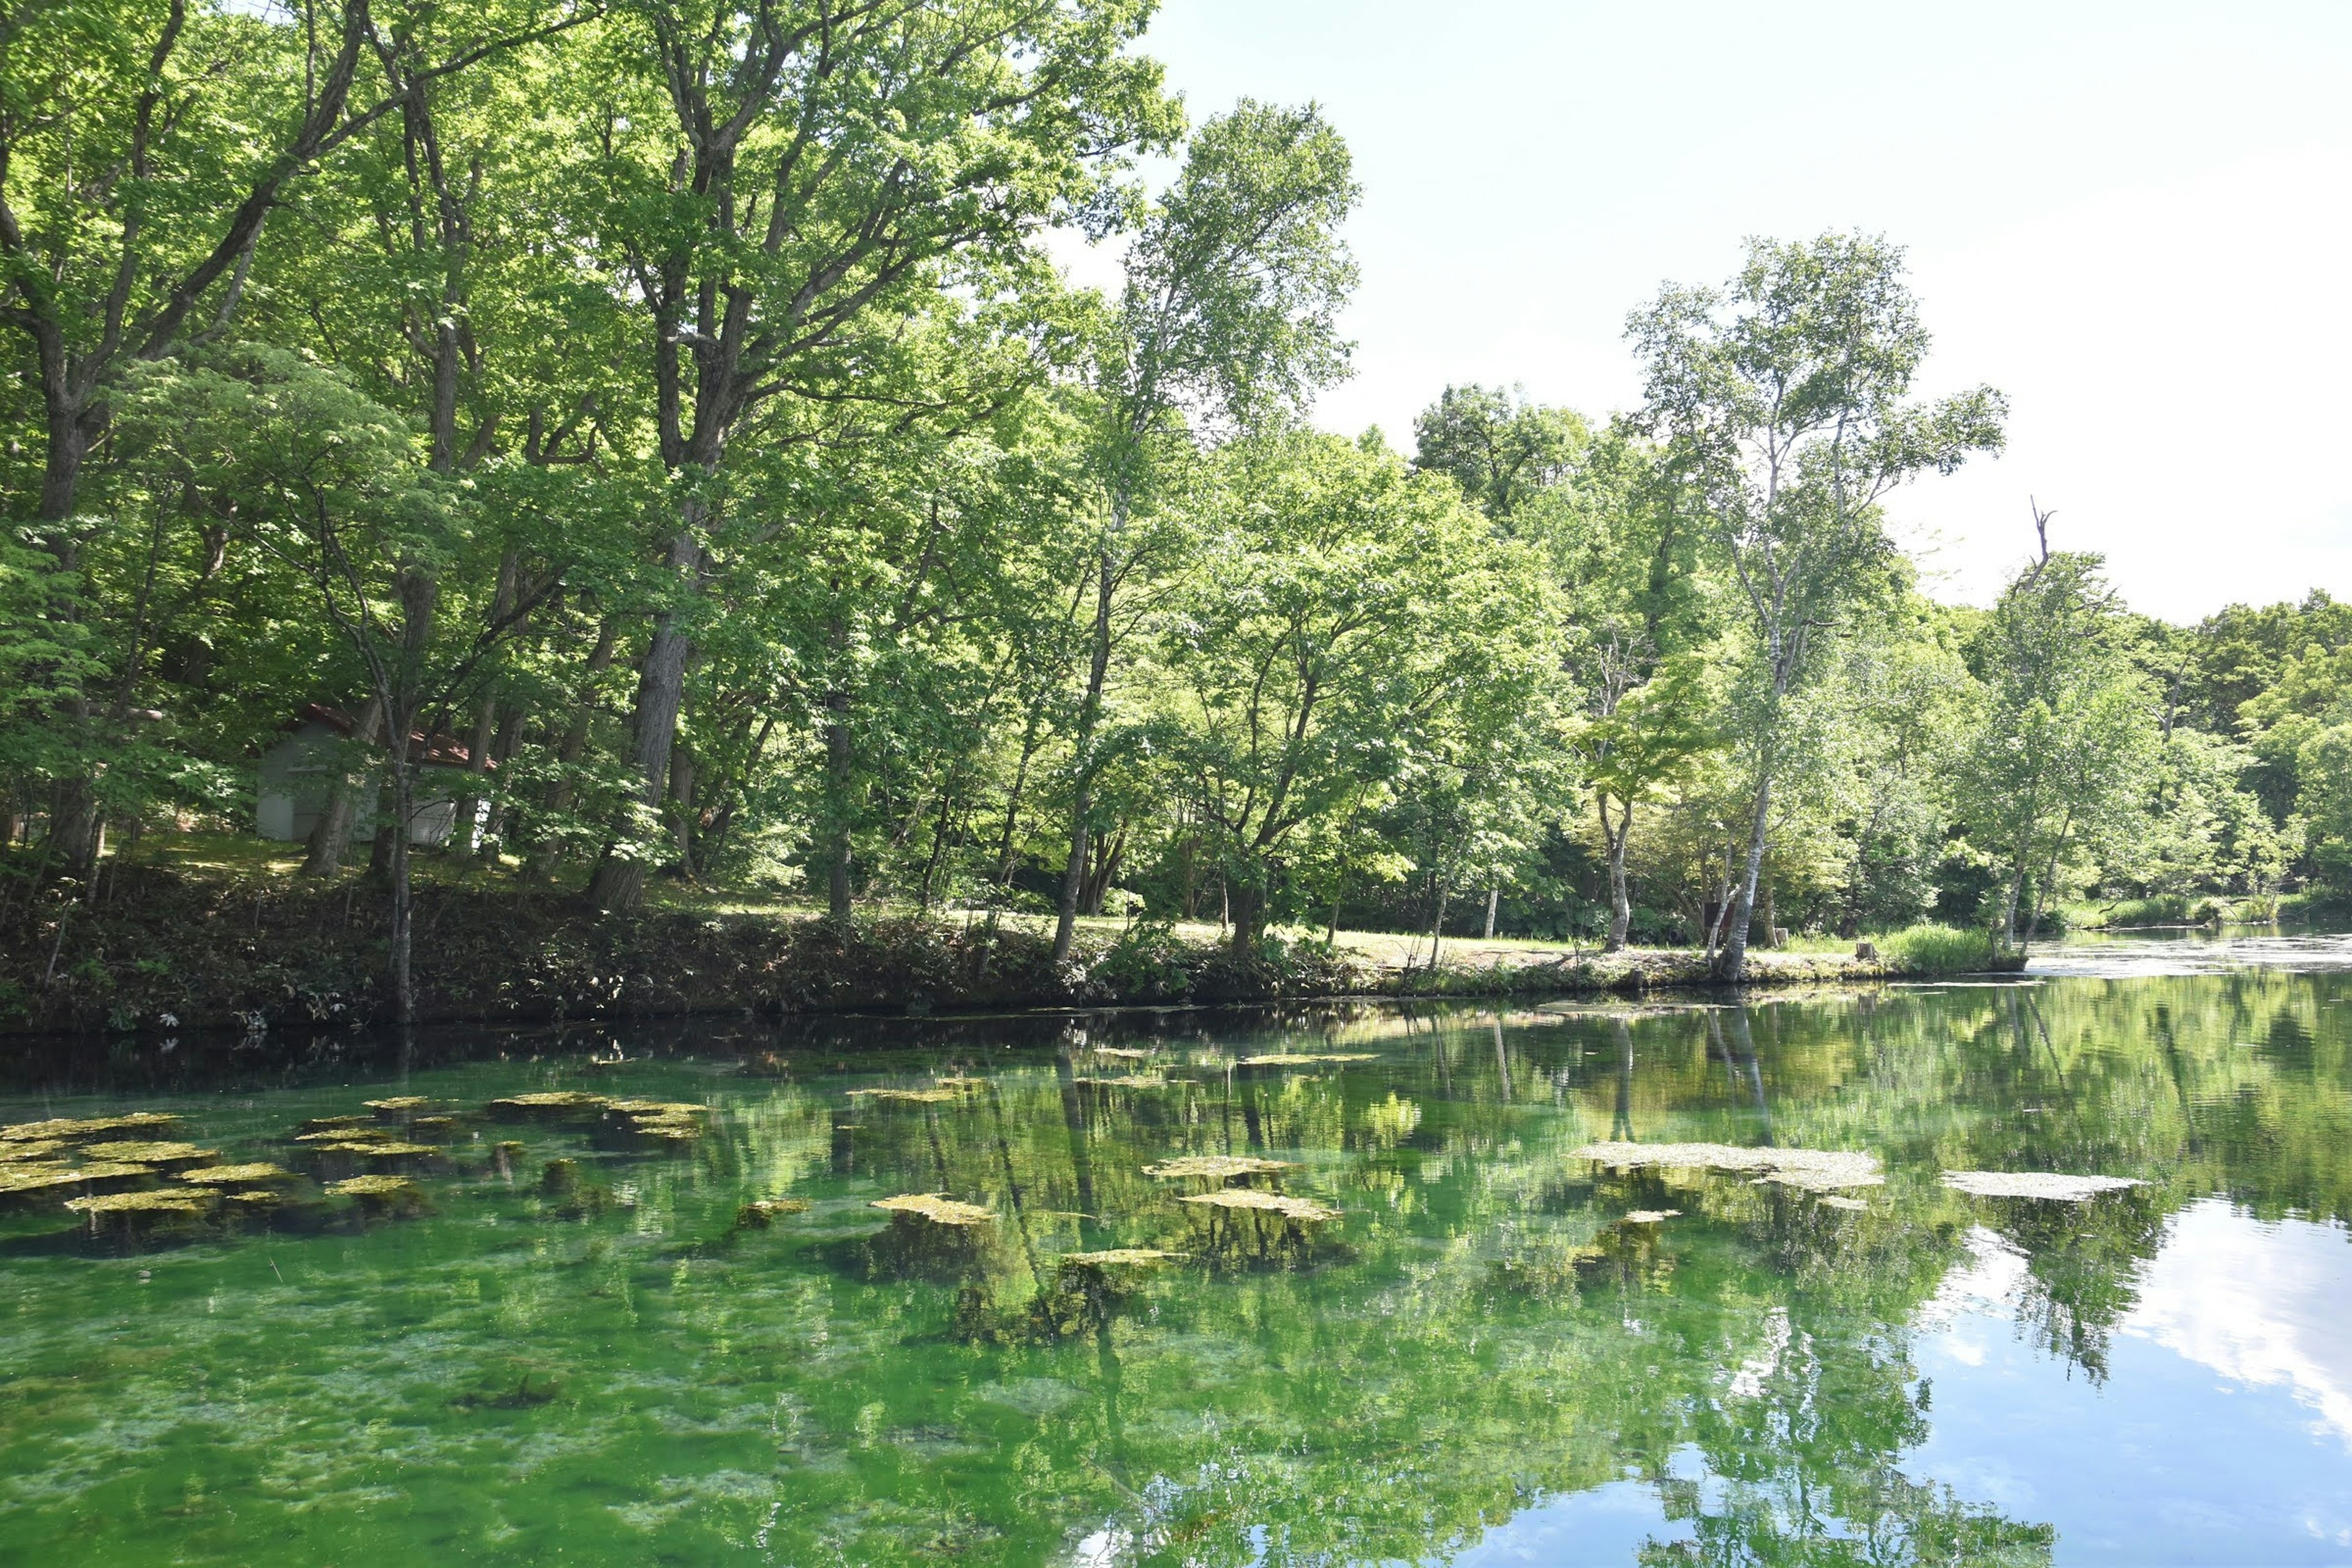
1572,1139,1884,1189
2,956,2351,1567
1939,1170,2147,1200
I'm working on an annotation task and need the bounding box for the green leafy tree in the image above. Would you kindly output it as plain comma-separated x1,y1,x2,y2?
1049,98,1360,959
1628,232,2005,979
1959,530,2158,957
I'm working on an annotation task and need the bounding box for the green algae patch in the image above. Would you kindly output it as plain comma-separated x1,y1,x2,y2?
80,1141,217,1169
1817,1194,1872,1212
1178,1189,1338,1221
1072,1074,1171,1090
328,1175,429,1215
0,1140,67,1164
1088,1047,1156,1061
606,1100,707,1118
1058,1248,1181,1270
295,1115,375,1135
737,1199,812,1228
1142,1155,1297,1182
871,1194,995,1226
1573,1141,1882,1189
846,1087,965,1105
1940,1170,2144,1200
1237,1052,1377,1068
486,1092,613,1121
178,1163,296,1188
1622,1209,1681,1224
295,1127,398,1145
64,1191,212,1229
2,1112,178,1142
363,1097,438,1117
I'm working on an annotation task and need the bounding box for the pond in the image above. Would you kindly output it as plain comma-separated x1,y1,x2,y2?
4,937,2351,1566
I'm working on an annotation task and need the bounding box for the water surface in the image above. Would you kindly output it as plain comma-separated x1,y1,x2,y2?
3,940,2349,1565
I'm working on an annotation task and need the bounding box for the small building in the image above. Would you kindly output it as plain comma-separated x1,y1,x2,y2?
255,703,490,850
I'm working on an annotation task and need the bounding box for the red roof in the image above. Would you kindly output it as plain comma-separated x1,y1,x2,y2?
295,703,492,769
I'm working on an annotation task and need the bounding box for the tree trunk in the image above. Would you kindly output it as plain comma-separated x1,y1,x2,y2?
388,731,418,1025
1228,881,1262,957
588,528,702,910
1713,766,1774,984
529,617,619,880
667,741,697,880
1601,795,1634,952
1054,544,1117,961
1427,881,1450,968
822,688,853,920
1483,885,1499,940
302,696,385,876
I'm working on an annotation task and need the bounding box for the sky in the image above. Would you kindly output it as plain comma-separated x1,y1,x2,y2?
1073,0,2352,622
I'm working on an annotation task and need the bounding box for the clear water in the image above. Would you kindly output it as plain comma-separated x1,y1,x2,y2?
3,941,2350,1566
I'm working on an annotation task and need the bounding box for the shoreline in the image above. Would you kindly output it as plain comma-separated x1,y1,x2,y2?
0,865,1946,1040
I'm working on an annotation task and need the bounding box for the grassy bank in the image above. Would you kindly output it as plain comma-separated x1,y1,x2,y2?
0,846,2000,1036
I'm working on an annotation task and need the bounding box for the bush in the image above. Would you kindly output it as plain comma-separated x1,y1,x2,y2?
1880,924,1997,976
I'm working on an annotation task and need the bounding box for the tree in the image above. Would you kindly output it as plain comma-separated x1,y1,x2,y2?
1628,233,2005,980
1958,526,2158,959
1410,383,1586,522
576,0,1178,911
1148,431,1556,954
1049,98,1359,959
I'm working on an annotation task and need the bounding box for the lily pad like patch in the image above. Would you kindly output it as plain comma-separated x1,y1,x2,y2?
0,1140,67,1164
845,1087,964,1105
871,1194,995,1226
295,1128,398,1145
1236,1053,1376,1068
1178,1189,1338,1221
1573,1141,1882,1189
1089,1047,1156,1061
1142,1155,1297,1182
178,1163,295,1188
363,1097,435,1117
1817,1195,1872,1212
80,1141,217,1167
1621,1209,1681,1223
486,1092,613,1120
2,1112,177,1142
64,1191,210,1220
1058,1248,1182,1268
1940,1170,2144,1200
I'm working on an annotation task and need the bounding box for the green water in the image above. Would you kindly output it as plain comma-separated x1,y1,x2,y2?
4,943,2351,1566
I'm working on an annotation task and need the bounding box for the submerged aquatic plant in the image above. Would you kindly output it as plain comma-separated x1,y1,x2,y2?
736,1199,812,1228
871,1194,995,1226
1940,1171,2144,1200
1142,1155,1296,1182
1573,1142,1882,1189
64,1190,213,1232
845,1087,966,1105
363,1097,437,1117
1236,1053,1376,1068
1178,1189,1338,1221
80,1141,217,1167
178,1163,295,1188
328,1175,428,1215
1,1112,178,1142
485,1092,613,1121
0,1140,67,1164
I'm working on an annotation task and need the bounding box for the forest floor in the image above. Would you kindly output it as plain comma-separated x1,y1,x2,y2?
0,834,1932,1038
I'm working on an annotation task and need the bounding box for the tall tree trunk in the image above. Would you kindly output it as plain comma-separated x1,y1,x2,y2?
530,617,619,880
1054,544,1117,961
1600,794,1634,952
302,696,385,876
1427,880,1450,968
668,741,697,880
1483,885,1499,940
588,529,702,910
1713,764,1774,984
823,688,853,920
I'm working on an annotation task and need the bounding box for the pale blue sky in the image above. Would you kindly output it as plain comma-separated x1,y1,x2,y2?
1085,0,2352,620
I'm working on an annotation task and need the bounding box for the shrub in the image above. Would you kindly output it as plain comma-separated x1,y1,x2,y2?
1880,924,1997,976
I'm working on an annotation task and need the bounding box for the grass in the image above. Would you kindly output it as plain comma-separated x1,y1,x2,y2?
1877,924,1999,976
